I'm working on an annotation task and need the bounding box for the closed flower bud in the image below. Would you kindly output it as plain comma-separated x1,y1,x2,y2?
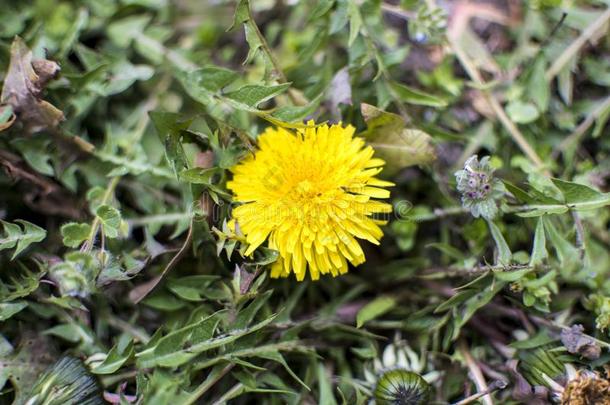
455,155,503,220
374,369,431,405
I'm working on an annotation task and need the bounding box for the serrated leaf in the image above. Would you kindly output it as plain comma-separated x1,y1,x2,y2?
166,275,220,302
138,314,277,368
150,111,193,176
176,67,238,105
61,223,92,248
179,167,220,185
0,263,45,302
0,220,46,259
225,83,291,108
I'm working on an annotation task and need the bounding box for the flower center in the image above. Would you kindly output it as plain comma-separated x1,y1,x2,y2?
295,180,313,195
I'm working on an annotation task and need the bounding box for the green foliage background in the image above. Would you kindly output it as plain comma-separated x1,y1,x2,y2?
0,0,609,403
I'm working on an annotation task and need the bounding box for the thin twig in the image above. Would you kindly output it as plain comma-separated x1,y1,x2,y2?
571,211,586,260
545,7,610,81
451,379,507,405
245,5,306,106
552,95,610,159
530,315,610,349
459,340,494,405
184,363,235,405
129,219,194,304
448,36,546,171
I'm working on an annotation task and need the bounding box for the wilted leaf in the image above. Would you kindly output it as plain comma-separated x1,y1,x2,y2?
0,37,64,134
361,103,436,175
560,324,600,360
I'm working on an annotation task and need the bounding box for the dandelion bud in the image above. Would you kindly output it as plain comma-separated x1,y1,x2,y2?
374,369,431,405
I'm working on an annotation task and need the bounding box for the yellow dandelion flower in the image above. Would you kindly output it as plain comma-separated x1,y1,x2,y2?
226,123,393,281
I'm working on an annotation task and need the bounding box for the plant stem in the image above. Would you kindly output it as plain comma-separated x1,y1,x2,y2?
246,4,305,106
184,363,235,405
127,212,193,227
81,176,120,252
451,379,507,405
552,95,610,158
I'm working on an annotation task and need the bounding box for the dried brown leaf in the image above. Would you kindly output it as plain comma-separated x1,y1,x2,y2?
0,36,64,135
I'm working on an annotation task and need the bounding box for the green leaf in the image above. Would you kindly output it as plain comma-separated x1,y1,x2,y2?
487,221,511,266
0,220,46,259
551,178,610,209
91,338,134,375
347,1,362,46
166,275,220,302
255,351,310,391
233,290,273,330
177,66,238,105
225,83,291,108
542,217,580,275
137,314,220,368
96,205,121,239
356,296,396,328
107,15,151,47
317,362,337,404
138,314,277,368
506,100,539,124
179,167,220,185
269,95,322,123
0,263,45,302
388,80,448,107
60,223,92,248
528,57,550,112
0,301,27,321
150,111,193,176
530,218,547,267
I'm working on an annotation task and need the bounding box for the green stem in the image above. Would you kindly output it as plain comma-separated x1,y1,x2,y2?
183,363,235,405
81,176,121,252
126,212,193,227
